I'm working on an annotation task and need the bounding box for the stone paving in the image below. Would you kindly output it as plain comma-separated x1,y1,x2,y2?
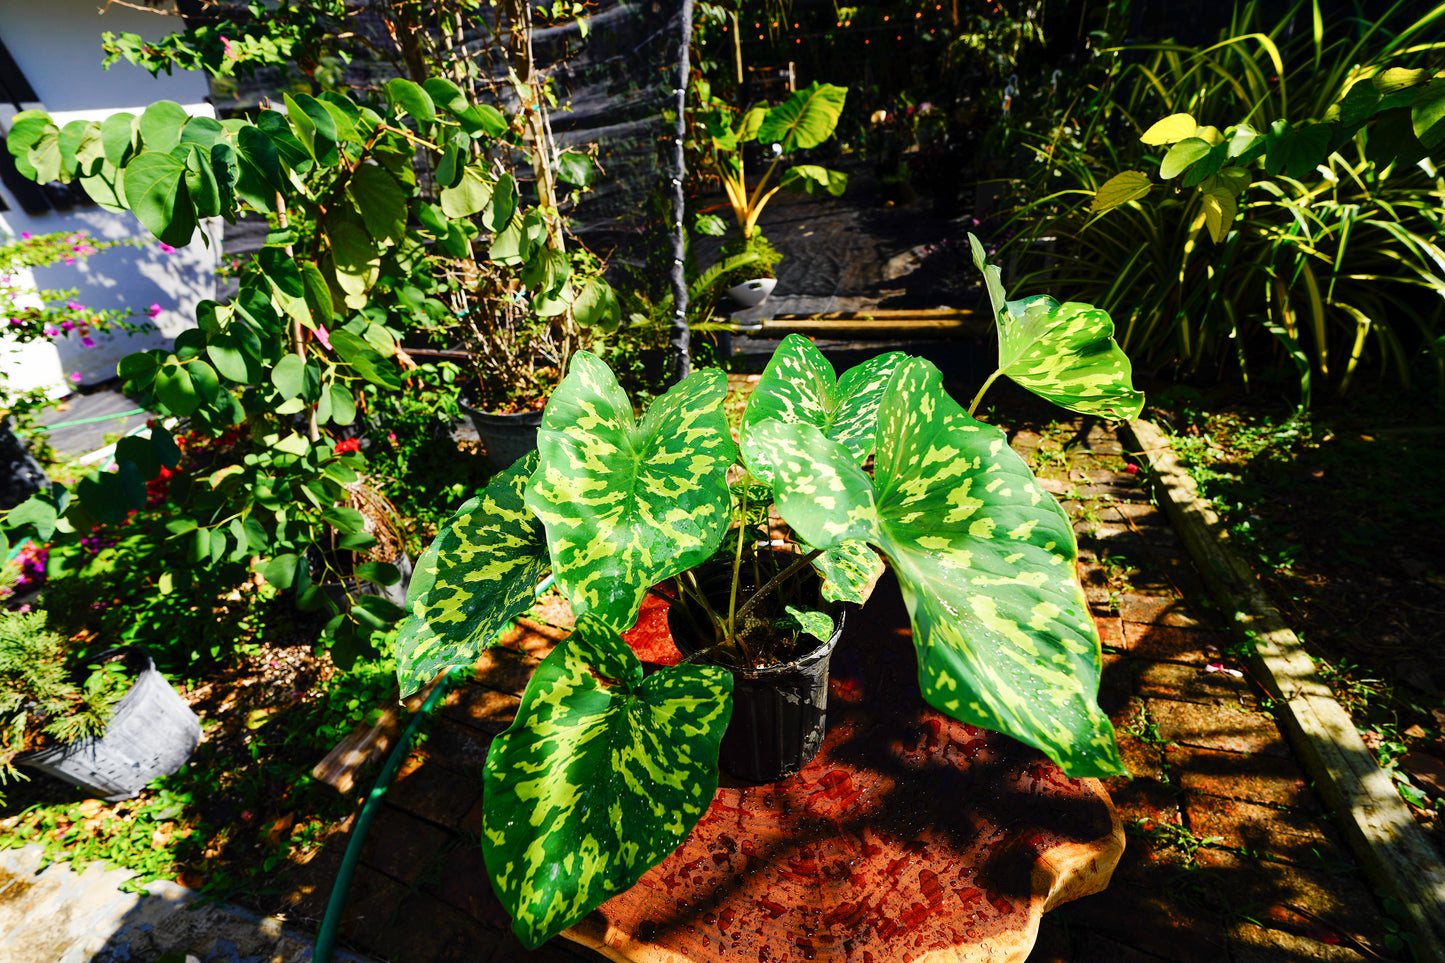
265,415,1396,963
1015,421,1390,963
0,843,372,963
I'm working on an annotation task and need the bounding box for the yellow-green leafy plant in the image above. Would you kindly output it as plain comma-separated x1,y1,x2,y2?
392,236,1144,948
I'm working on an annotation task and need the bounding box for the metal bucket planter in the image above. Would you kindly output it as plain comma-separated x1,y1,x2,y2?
18,647,201,801
725,277,776,310
668,578,845,783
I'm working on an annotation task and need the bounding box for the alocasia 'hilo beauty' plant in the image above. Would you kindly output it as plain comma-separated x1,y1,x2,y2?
395,234,1145,948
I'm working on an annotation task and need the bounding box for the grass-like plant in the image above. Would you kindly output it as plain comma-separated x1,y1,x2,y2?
1000,0,1445,398
0,610,131,802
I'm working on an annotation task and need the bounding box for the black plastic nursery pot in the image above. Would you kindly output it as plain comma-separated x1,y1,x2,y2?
18,646,202,801
457,392,543,471
668,582,845,783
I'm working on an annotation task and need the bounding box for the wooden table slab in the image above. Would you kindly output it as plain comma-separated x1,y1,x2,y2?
565,576,1124,963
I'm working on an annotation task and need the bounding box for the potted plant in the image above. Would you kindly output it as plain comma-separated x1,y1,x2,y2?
1,609,201,804
394,235,1144,948
693,80,852,306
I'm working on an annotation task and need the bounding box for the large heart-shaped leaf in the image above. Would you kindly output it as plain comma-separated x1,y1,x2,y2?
969,236,1143,420
755,81,847,152
754,358,1124,778
740,334,902,485
395,453,550,698
525,352,733,632
482,612,731,948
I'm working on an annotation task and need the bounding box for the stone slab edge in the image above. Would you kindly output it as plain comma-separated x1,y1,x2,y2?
1123,418,1445,963
2,844,376,963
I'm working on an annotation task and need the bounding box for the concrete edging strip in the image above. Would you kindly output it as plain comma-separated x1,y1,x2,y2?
1124,417,1445,963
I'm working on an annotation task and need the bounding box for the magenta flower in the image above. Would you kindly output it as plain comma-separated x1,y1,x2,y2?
314,324,333,350
158,242,176,254
20,232,31,240
146,303,162,319
60,319,75,332
69,372,82,384
66,300,85,312
80,334,96,348
43,325,58,337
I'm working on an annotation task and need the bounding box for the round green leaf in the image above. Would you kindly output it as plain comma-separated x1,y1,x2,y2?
121,149,197,247
154,363,200,416
386,78,435,125
139,101,190,152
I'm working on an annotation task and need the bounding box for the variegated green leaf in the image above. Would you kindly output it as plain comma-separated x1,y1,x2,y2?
813,538,884,604
755,359,1124,778
525,352,734,631
969,235,1144,421
784,605,835,644
482,612,732,948
739,334,903,485
395,453,549,697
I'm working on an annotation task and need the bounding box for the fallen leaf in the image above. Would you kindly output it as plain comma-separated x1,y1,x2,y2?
264,812,295,848
1399,752,1445,799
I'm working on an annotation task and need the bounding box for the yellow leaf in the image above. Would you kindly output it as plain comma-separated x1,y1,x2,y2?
1090,171,1153,214
208,464,245,487
1201,189,1237,244
1140,113,1198,145
1372,67,1429,95
1194,125,1225,146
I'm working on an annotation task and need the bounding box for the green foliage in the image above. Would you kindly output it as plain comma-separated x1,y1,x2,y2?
693,79,850,240
2,66,618,662
0,610,131,802
1004,0,1445,399
396,247,1141,946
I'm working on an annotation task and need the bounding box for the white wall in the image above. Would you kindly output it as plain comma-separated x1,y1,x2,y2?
0,0,219,393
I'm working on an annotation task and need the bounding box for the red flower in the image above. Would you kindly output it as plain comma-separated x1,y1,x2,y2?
333,438,361,454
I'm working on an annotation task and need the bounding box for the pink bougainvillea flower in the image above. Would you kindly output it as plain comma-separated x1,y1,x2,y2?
146,303,162,319
43,325,58,337
158,242,176,254
313,324,332,350
69,372,82,384
63,257,75,265
60,319,75,332
20,232,31,240
66,300,84,311
80,334,96,348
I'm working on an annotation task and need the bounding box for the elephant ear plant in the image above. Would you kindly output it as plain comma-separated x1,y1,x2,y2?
395,235,1144,948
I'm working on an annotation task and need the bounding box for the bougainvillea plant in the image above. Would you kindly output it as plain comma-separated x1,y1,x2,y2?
393,236,1145,947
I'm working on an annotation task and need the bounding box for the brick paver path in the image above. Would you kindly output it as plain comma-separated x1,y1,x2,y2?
284,419,1393,963
1016,421,1390,963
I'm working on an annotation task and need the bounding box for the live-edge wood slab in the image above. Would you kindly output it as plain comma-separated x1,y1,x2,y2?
565,575,1124,963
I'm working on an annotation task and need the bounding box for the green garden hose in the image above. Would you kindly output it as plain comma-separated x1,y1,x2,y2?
25,408,149,433
312,573,556,962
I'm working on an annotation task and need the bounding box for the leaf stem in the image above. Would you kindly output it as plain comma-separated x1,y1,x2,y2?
968,369,1004,419
731,547,823,628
